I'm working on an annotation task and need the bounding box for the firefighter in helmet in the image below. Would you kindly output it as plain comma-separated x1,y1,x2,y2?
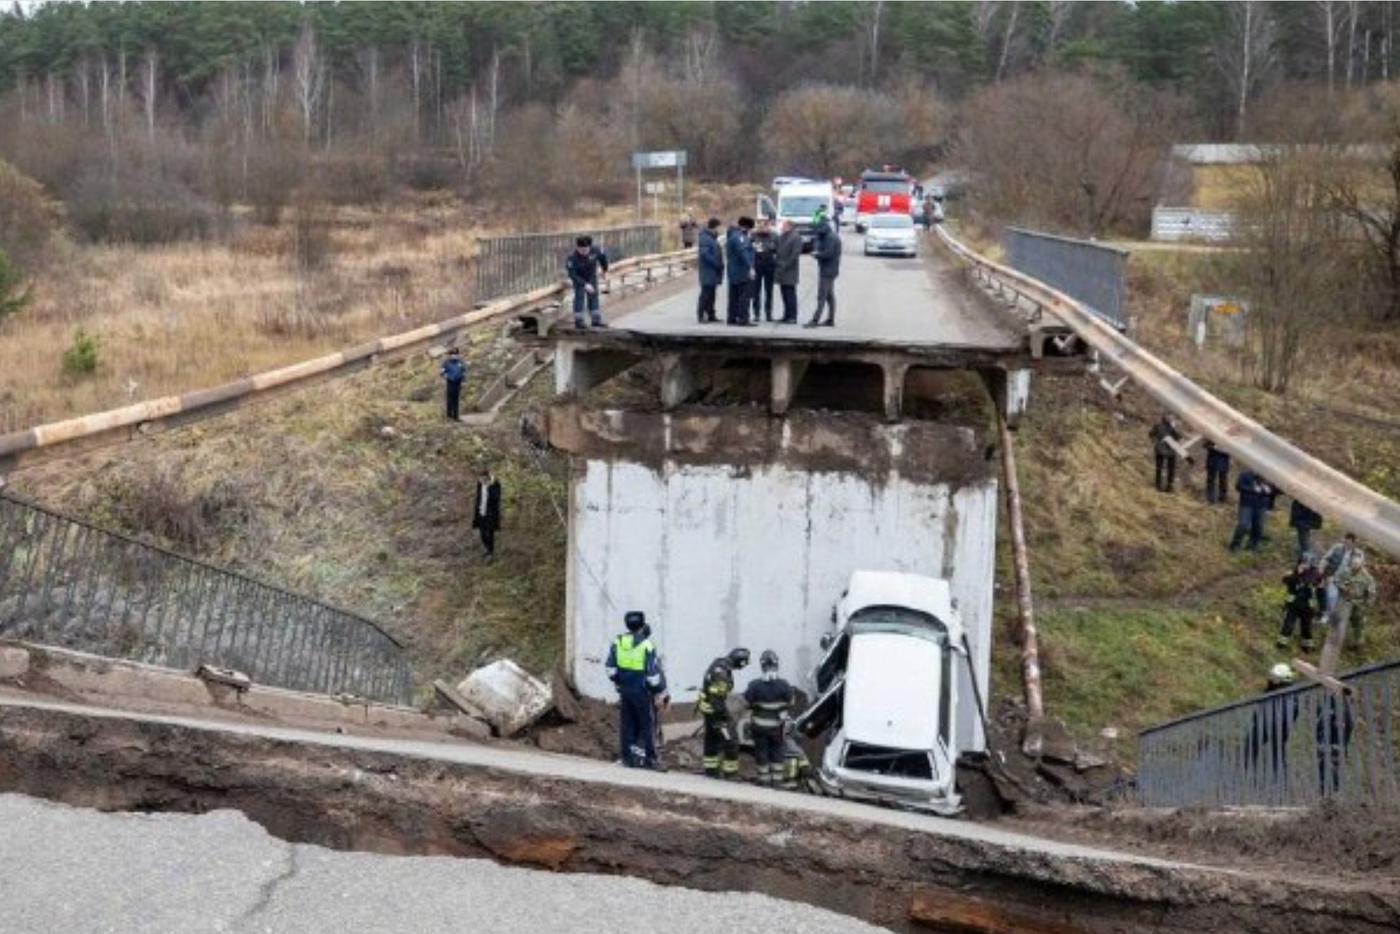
698,647,749,779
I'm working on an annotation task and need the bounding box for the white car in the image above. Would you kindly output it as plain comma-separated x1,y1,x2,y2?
796,570,968,816
862,213,918,257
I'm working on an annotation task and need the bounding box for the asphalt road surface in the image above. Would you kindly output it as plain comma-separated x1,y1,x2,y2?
609,227,1022,350
1,794,888,934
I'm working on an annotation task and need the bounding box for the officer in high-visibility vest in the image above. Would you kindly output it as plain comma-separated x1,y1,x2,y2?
605,610,667,768
698,647,750,779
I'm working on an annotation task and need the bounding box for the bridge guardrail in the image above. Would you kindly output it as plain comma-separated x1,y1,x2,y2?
0,492,415,705
0,249,693,472
1137,659,1400,807
477,225,663,301
936,226,1400,559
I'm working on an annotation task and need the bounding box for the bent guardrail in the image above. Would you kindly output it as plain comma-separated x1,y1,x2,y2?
937,226,1400,558
0,492,414,705
0,249,693,472
1137,659,1400,808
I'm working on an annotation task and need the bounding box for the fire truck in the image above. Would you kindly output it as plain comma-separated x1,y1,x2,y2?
853,167,916,233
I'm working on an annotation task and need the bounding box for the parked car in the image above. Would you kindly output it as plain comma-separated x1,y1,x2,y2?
863,212,918,257
795,570,968,816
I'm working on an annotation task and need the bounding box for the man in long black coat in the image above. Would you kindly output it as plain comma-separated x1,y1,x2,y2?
472,468,502,559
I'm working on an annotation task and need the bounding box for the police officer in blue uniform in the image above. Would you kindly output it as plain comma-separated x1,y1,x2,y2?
605,610,667,768
564,235,611,330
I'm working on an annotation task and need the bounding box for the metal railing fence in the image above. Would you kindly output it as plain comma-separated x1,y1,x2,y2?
1004,227,1128,327
0,493,413,705
476,224,662,301
1137,659,1400,808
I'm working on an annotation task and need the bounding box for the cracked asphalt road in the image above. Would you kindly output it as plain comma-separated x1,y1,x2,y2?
0,794,887,934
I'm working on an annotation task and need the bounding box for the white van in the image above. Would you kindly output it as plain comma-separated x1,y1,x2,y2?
796,570,968,815
757,181,835,248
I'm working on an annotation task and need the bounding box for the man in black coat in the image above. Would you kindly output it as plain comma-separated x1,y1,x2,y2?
472,468,502,559
1204,440,1230,504
1228,469,1274,551
725,217,756,326
774,220,802,324
696,218,724,324
749,219,778,322
1149,414,1181,493
803,219,841,328
1289,498,1322,558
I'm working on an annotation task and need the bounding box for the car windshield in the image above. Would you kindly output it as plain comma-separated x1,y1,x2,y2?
848,606,948,645
778,195,827,217
870,214,914,230
861,179,910,193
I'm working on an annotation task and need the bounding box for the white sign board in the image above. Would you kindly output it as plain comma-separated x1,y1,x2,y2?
632,150,687,169
644,181,666,194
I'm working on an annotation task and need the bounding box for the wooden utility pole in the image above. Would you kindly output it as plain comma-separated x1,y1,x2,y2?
996,407,1045,725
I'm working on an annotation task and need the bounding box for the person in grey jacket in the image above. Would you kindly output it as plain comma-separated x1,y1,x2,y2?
774,220,802,324
696,218,724,324
804,221,841,328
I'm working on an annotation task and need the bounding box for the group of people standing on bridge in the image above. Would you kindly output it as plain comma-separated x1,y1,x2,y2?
605,611,808,788
687,208,841,329
1146,413,1379,657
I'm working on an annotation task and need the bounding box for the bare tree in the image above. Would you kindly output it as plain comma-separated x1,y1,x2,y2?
138,49,158,142
1316,0,1343,91
1215,1,1280,137
960,72,1180,237
766,84,909,179
1230,148,1353,392
684,24,719,86
292,22,325,149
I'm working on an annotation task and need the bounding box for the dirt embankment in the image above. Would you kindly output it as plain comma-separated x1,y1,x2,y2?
1,702,1396,934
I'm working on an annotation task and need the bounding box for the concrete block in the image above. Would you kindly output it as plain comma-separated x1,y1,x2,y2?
0,645,30,680
455,660,553,737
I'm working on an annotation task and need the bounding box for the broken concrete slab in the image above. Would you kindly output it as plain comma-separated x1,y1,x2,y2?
454,660,553,737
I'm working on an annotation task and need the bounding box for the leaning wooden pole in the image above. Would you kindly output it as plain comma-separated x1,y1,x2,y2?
996,409,1045,727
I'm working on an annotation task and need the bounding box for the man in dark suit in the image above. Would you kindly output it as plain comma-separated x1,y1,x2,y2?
472,468,502,559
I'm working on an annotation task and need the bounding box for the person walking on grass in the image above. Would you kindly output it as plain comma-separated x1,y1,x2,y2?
1320,532,1360,614
804,217,841,328
696,218,724,324
439,347,467,421
1328,550,1377,651
725,217,756,326
1149,413,1181,493
775,219,802,324
564,235,610,331
472,468,502,560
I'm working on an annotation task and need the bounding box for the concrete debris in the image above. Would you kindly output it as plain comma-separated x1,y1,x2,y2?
1025,716,1077,765
0,645,30,680
1074,752,1109,772
454,660,553,737
195,665,251,692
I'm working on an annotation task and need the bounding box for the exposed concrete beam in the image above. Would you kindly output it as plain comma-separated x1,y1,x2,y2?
980,368,1033,428
883,363,910,422
554,345,643,397
659,354,707,411
770,358,809,416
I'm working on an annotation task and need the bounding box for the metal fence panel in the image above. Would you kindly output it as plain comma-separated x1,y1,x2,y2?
1137,659,1400,808
1003,227,1128,328
476,224,662,302
0,493,413,706
1151,207,1237,243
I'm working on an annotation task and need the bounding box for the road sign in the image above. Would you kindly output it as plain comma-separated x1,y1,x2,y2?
632,150,687,169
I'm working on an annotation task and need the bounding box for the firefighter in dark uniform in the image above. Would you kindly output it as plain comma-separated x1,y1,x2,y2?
605,611,666,768
698,647,749,778
743,649,795,787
